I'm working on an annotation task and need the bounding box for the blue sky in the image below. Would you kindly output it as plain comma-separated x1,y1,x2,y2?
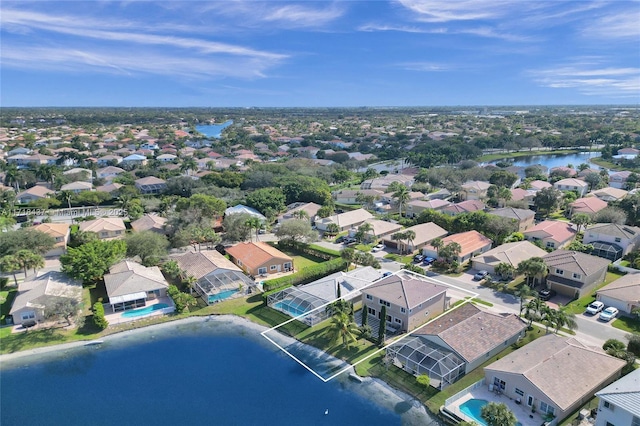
1,1,639,107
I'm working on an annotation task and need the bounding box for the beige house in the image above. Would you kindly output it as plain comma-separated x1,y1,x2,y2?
9,271,82,326
60,181,93,194
355,219,403,242
277,202,323,223
383,222,448,253
360,174,414,191
484,334,626,423
553,178,589,197
131,214,168,234
405,199,451,218
134,176,167,194
315,208,373,232
331,189,383,205
583,223,640,261
104,260,169,312
226,242,293,277
16,185,54,204
460,181,491,200
79,217,126,240
588,187,628,202
523,220,576,250
33,223,70,257
361,272,448,333
471,241,547,275
387,303,526,388
488,207,535,232
596,272,640,315
542,250,610,298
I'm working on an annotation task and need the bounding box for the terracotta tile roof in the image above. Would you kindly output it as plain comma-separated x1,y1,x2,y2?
569,197,607,214
523,220,576,243
79,217,126,233
415,303,526,363
225,242,292,270
427,230,492,257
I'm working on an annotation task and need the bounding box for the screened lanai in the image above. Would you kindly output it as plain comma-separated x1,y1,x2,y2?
196,269,254,305
590,241,623,261
267,287,328,326
386,336,466,390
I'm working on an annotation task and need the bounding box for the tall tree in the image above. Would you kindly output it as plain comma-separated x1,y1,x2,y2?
481,402,517,426
60,240,127,283
404,230,416,254
0,255,20,285
533,187,561,218
392,185,410,217
275,219,318,243
325,312,359,350
124,231,170,266
378,304,387,346
571,213,592,233
15,250,44,278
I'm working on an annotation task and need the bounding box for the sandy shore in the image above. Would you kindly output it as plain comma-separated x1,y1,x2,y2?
0,314,438,425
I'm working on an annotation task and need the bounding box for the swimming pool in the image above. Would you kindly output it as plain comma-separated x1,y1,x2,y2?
273,300,308,317
121,303,169,318
459,399,522,426
208,289,239,304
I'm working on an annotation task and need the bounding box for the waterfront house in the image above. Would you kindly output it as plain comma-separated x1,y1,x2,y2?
226,242,293,277
422,230,493,263
529,180,552,192
522,220,576,250
387,303,526,389
484,334,625,423
583,223,640,261
9,271,82,327
596,273,640,316
104,260,169,313
134,176,167,195
471,241,547,275
542,250,610,298
79,217,126,240
361,272,448,333
609,171,633,189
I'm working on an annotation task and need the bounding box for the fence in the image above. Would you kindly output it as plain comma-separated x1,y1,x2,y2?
444,378,485,407
612,259,638,274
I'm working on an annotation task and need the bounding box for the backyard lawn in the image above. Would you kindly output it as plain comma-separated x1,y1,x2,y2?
280,250,326,271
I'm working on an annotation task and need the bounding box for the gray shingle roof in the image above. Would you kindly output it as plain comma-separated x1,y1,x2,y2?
104,261,168,298
586,223,640,239
596,368,640,416
363,273,447,309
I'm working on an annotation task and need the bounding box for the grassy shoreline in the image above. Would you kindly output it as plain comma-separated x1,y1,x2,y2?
477,149,584,162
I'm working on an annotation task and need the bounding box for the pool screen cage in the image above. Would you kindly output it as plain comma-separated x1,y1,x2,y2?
267,287,328,326
195,269,254,305
386,336,466,390
589,241,623,262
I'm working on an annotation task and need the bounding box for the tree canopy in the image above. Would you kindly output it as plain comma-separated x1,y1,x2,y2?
60,239,127,283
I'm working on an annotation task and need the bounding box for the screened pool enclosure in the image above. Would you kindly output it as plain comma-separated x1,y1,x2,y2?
195,269,254,305
386,336,466,390
266,287,328,326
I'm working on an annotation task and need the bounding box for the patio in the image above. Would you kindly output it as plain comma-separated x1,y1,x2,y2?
446,383,549,426
103,296,174,326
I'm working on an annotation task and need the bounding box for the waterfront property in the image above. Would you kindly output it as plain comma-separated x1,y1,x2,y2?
174,249,254,305
104,260,170,313
483,334,625,423
386,303,526,389
361,271,449,333
9,271,82,327
226,242,293,277
553,178,589,197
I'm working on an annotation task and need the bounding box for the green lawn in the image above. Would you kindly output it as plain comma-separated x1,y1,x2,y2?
565,271,626,315
477,149,582,163
1,287,18,325
612,316,640,334
547,211,569,222
383,253,414,263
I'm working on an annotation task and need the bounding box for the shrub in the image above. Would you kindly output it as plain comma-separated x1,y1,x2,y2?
262,258,347,293
167,285,197,313
92,301,108,330
627,334,640,356
416,374,431,388
603,339,626,352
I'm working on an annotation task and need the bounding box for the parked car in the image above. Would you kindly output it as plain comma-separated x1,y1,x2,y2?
585,301,605,315
473,270,489,281
371,243,385,253
599,307,619,322
413,254,424,263
335,236,346,243
538,289,556,301
382,271,393,277
422,257,436,266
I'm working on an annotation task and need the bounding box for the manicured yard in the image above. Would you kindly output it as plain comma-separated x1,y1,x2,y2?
612,316,640,334
383,253,413,264
287,252,325,271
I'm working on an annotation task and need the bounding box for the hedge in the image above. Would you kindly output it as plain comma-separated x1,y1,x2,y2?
262,257,347,294
275,240,339,260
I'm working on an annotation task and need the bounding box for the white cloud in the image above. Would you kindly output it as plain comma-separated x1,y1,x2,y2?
529,61,640,97
581,10,640,39
262,4,344,27
396,61,451,71
396,0,514,23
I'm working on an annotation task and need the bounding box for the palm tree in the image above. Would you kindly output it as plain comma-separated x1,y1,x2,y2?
552,304,577,334
517,257,548,287
15,250,44,278
244,217,263,242
514,284,536,314
35,164,59,186
356,222,373,244
4,164,21,191
325,223,339,237
497,187,512,208
180,157,198,176
393,185,410,217
571,213,592,233
0,255,20,286
523,297,545,327
440,242,462,263
292,210,309,221
58,190,74,209
430,237,443,257
495,262,516,281
341,247,356,271
162,260,184,281
391,231,407,254
325,312,359,350
404,230,416,254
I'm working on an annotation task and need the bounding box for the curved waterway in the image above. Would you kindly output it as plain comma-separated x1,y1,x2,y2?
0,316,437,426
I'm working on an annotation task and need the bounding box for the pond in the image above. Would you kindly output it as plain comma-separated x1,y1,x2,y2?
489,151,603,170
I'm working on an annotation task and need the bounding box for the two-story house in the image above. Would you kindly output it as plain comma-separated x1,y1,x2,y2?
609,171,633,189
542,250,610,298
583,223,640,261
405,199,451,218
134,176,167,195
595,369,640,426
460,181,491,201
79,217,126,240
553,178,589,197
523,220,576,250
97,166,125,182
488,207,535,232
33,223,70,257
361,272,448,333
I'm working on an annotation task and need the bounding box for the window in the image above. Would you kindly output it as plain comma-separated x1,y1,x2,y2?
547,242,555,248
270,265,277,271
539,402,555,416
115,230,122,235
366,294,373,301
21,312,35,320
573,273,582,280
258,267,267,275
385,314,392,323
555,268,564,275
400,307,406,313
394,318,402,325
604,401,614,411
237,260,243,266
100,232,108,238
379,299,390,307
283,262,292,271
527,396,534,407
515,388,524,397
367,307,376,316
493,378,506,391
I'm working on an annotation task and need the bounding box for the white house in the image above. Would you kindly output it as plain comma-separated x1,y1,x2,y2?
553,178,589,197
583,223,640,261
595,369,640,426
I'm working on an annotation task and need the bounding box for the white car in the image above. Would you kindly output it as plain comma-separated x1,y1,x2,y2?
599,307,619,322
585,301,605,315
371,244,385,253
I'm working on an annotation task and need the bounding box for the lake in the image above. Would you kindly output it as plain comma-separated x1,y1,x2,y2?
0,318,435,426
195,120,233,138
489,151,603,170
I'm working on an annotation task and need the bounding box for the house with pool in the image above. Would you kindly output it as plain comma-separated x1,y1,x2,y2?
386,303,526,389
104,260,171,314
174,249,254,304
266,266,384,326
483,334,625,423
